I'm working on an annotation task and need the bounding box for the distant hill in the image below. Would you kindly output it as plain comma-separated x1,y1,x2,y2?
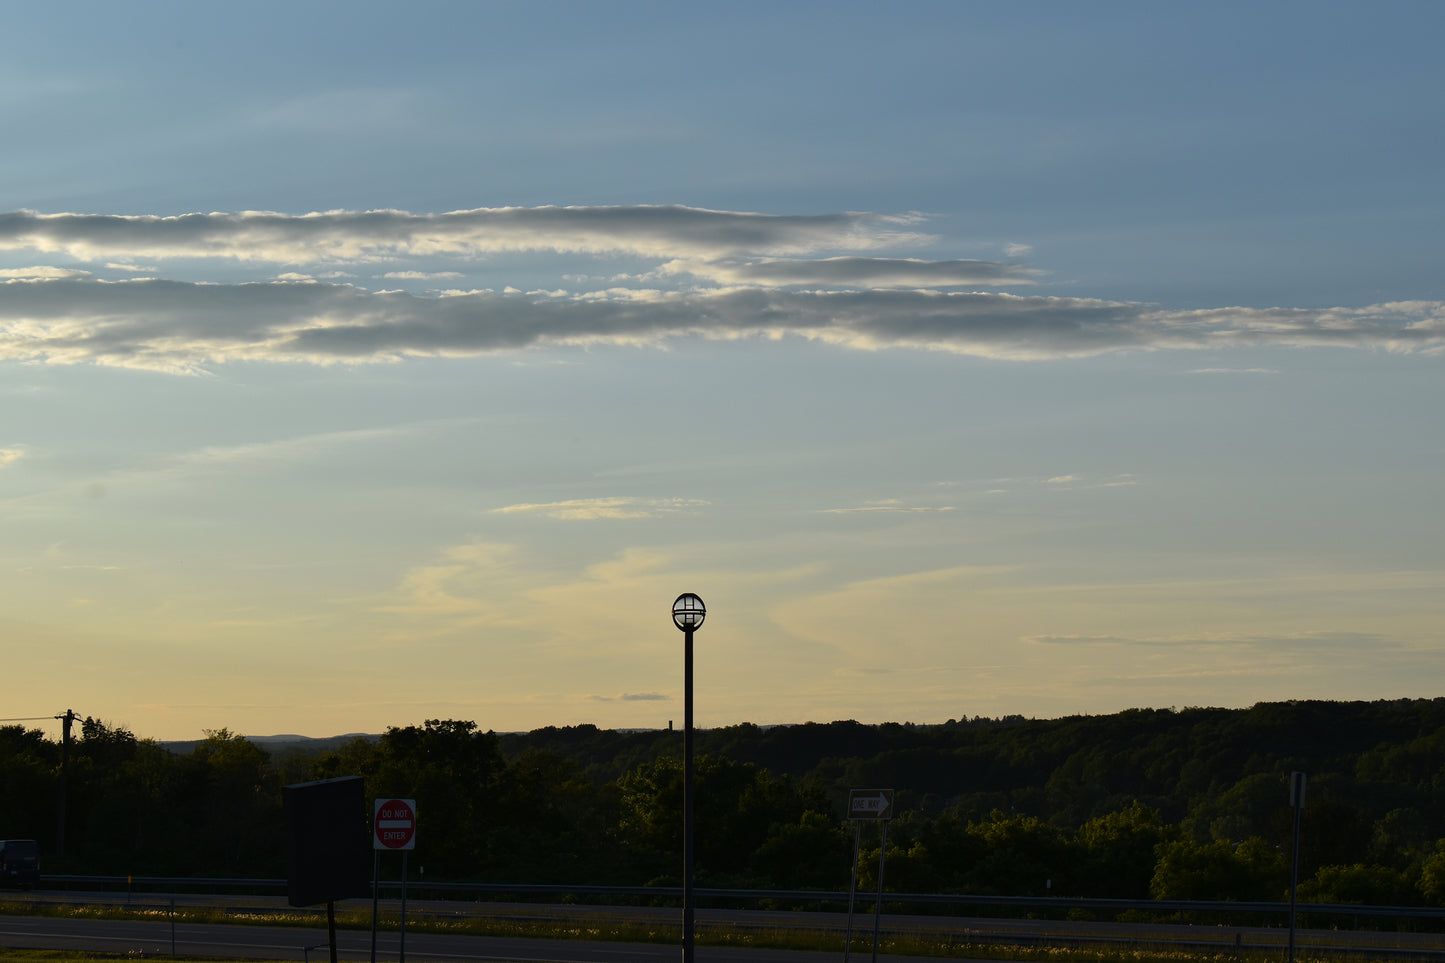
160,732,378,755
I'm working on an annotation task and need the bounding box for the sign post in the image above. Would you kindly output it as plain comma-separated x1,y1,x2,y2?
844,789,895,963
372,799,417,963
1288,773,1306,963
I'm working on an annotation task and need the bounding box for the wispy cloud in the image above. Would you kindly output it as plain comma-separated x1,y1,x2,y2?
1189,367,1281,375
492,497,708,520
49,424,435,495
821,500,956,514
3,278,1442,373
591,692,669,702
0,448,24,468
0,265,89,279
380,271,464,281
0,206,921,263
1026,631,1392,649
660,256,1036,288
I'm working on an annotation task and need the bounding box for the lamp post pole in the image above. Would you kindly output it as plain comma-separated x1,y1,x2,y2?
672,593,706,963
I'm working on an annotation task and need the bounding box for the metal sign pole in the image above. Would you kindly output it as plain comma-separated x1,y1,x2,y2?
1289,771,1306,963
844,821,861,963
369,849,379,963
844,788,895,963
871,820,889,963
400,851,408,963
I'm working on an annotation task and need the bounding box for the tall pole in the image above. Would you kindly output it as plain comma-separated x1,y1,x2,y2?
369,849,379,963
844,822,861,963
1289,771,1306,963
871,820,889,963
683,621,694,963
56,709,76,857
672,593,705,963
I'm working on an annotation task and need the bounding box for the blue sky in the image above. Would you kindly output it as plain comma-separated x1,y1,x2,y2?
2,1,1442,740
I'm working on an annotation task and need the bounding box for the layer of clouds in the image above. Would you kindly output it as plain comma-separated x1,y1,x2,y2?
2,277,1441,372
0,265,90,279
0,448,24,468
1,205,1441,373
0,206,924,263
660,256,1037,288
380,271,464,281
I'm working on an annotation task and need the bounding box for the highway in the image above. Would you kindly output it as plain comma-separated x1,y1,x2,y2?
2,889,1444,961
0,911,969,963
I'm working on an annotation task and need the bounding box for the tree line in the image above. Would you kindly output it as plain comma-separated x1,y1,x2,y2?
5,699,1445,908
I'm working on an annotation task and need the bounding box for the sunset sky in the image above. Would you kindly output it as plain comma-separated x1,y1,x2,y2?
3,1,1443,741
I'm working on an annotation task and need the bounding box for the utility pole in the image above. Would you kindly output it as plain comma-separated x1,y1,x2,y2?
1288,771,1307,963
55,709,77,857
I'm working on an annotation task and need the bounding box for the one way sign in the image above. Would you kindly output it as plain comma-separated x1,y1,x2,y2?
847,788,895,820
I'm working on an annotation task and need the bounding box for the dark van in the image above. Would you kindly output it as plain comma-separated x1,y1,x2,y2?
0,840,39,888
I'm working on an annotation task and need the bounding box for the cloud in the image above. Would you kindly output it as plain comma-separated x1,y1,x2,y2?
492,497,707,520
380,540,521,620
0,448,24,468
1045,475,1080,484
381,271,464,281
591,692,669,702
1025,631,1392,649
3,277,1443,372
0,206,923,263
0,266,90,279
1189,367,1281,375
660,256,1037,288
821,501,956,514
105,262,157,273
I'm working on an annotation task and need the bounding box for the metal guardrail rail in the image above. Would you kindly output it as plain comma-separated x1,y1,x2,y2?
15,876,1445,961
40,873,1445,922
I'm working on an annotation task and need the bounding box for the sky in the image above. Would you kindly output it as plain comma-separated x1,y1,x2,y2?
2,1,1443,742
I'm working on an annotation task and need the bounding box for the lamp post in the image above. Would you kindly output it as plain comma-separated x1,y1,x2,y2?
672,592,705,963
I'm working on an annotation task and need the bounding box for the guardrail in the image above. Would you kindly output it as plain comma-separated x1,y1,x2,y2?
40,874,1445,924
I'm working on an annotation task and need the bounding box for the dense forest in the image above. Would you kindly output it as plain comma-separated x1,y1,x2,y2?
6,699,1445,908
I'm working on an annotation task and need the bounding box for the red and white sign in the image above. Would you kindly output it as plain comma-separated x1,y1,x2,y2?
373,797,417,851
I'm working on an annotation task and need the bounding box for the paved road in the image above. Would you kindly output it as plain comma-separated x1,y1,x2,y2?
6,890,1445,960
0,913,974,963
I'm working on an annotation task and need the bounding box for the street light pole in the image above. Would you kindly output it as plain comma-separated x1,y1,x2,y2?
672,593,706,963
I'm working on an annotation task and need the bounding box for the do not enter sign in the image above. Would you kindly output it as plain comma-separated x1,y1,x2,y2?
373,798,417,851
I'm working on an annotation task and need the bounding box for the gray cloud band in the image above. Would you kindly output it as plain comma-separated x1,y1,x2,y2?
1,278,1441,371
0,207,922,261
661,256,1037,287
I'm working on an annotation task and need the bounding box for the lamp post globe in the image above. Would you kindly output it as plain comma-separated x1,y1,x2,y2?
673,593,706,631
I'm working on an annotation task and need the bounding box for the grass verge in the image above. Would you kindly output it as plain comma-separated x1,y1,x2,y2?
0,900,1385,962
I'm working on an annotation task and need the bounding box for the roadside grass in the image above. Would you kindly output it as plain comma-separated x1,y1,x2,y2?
0,955,257,963
0,901,1387,962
